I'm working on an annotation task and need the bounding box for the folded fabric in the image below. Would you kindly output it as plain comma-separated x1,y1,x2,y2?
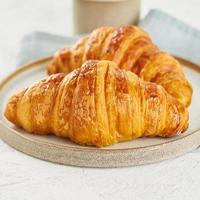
17,32,80,66
139,9,200,65
17,9,200,66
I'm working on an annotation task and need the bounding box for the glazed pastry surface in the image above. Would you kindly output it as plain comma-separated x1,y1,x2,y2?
5,60,189,147
47,25,192,107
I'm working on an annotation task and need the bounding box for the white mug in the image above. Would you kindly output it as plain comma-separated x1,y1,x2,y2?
73,0,141,34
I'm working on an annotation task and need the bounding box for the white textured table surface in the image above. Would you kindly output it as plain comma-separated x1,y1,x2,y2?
1,0,200,199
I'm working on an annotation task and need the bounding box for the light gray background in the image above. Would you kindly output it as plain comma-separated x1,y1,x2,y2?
1,1,200,200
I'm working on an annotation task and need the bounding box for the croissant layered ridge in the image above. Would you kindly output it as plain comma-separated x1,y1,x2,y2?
5,60,189,147
47,25,192,107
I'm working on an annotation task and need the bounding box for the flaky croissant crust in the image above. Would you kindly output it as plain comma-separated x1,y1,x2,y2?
5,60,189,147
47,25,193,107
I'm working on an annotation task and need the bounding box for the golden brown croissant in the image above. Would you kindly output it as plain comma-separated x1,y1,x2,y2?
47,25,192,107
5,60,189,147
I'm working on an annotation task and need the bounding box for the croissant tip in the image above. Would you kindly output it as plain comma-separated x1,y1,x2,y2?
47,63,57,75
4,96,17,125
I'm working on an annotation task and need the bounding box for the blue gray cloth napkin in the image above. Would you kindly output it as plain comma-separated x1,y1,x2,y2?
18,9,200,66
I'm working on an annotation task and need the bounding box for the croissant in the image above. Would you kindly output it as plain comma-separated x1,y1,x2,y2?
5,60,189,147
47,25,192,107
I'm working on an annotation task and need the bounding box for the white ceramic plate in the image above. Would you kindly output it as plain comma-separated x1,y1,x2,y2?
0,57,200,168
